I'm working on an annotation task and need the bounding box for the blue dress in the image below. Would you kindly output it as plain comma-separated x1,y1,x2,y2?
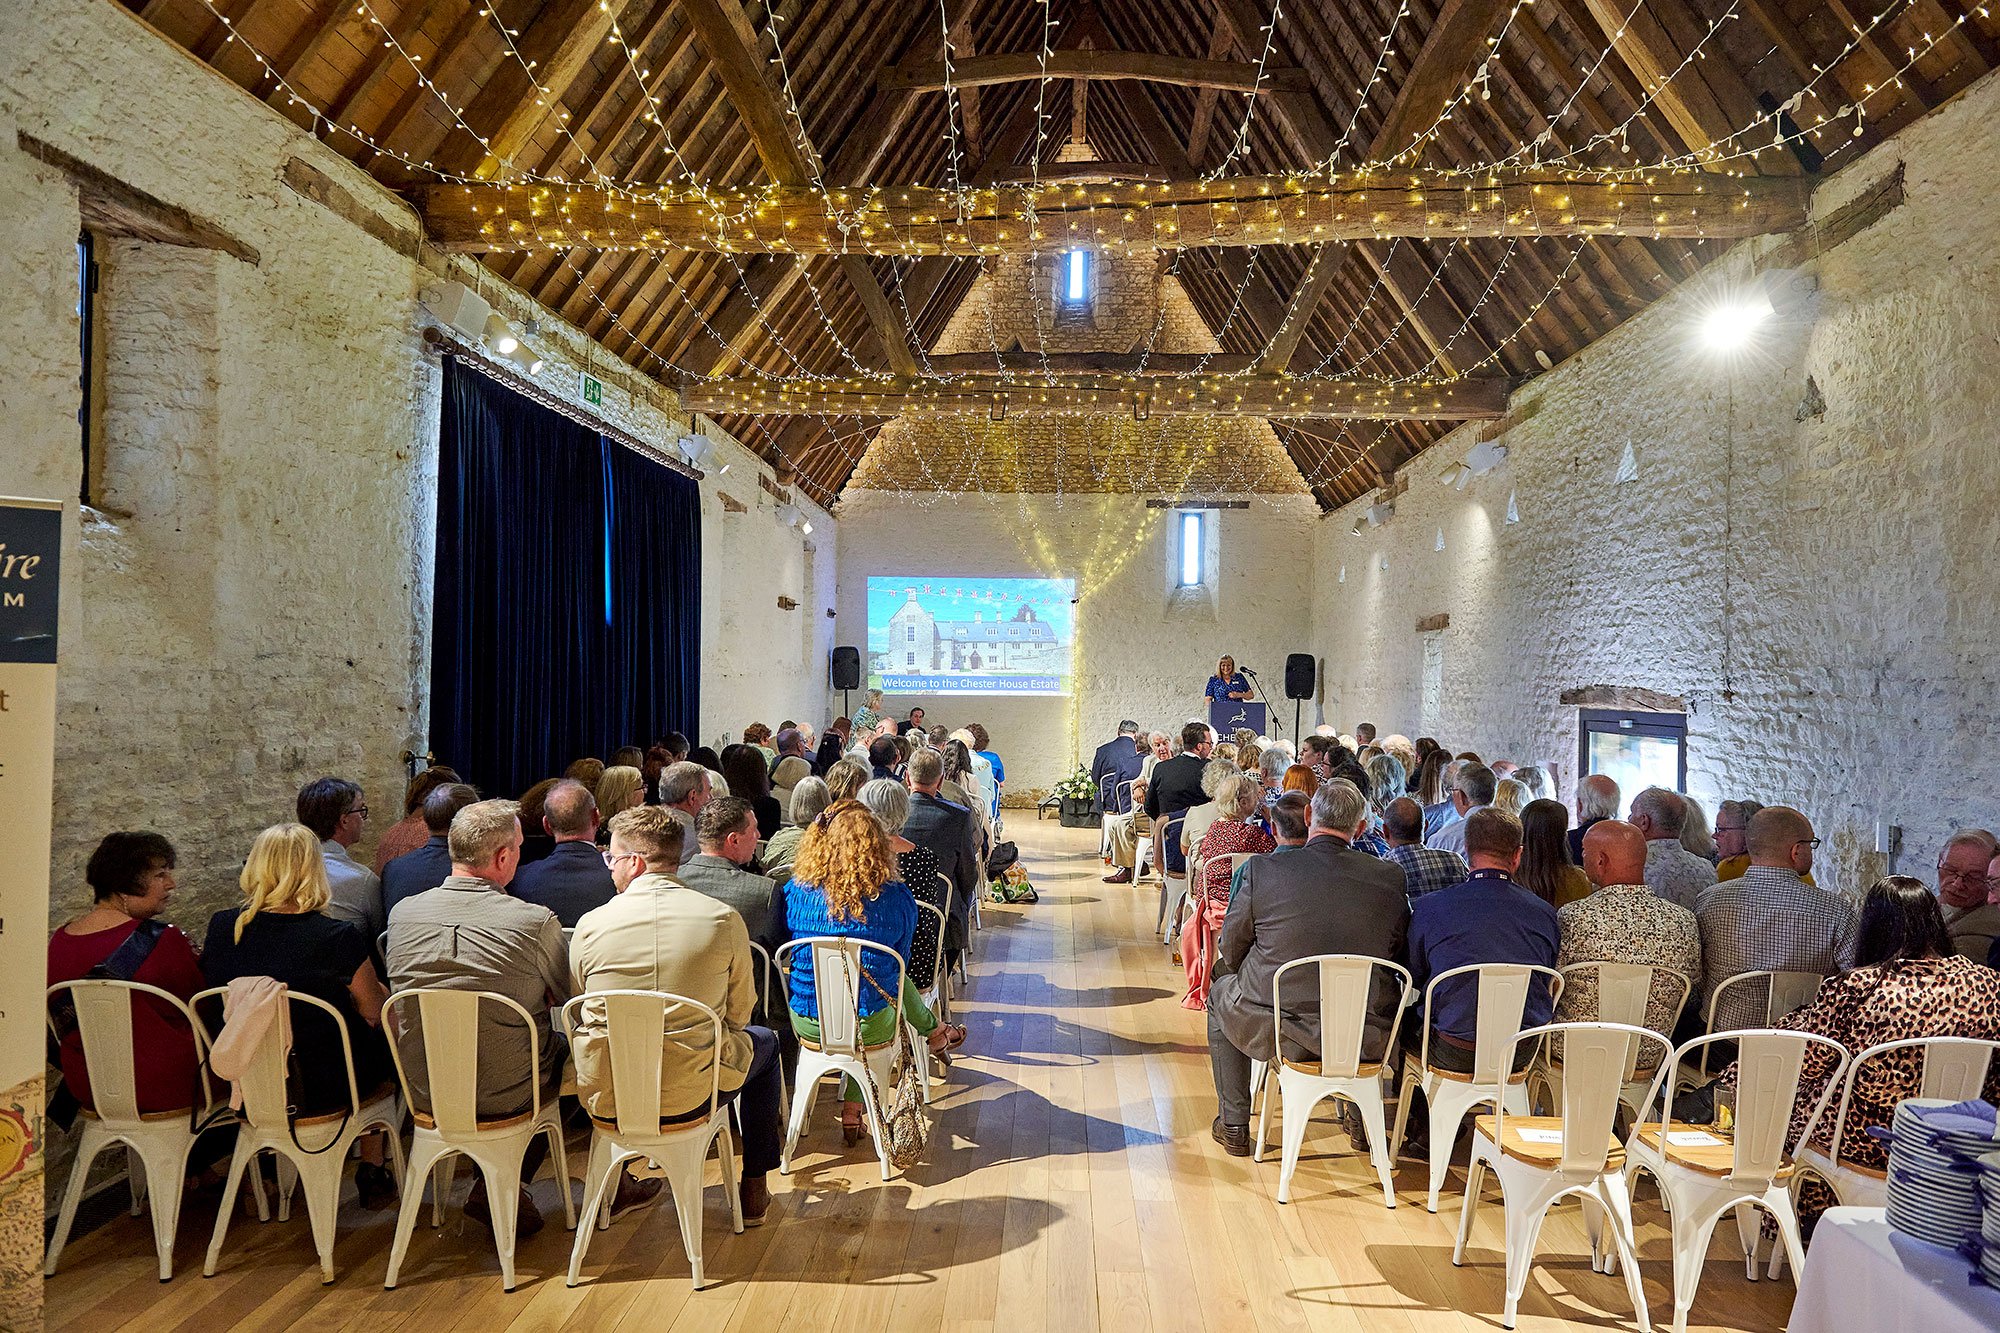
781,876,918,1020
1204,673,1251,702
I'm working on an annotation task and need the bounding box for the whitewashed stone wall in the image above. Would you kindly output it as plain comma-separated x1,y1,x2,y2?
836,491,1320,792
0,0,834,943
1313,70,2000,897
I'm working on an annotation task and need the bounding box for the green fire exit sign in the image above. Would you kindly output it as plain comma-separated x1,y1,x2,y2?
580,372,604,406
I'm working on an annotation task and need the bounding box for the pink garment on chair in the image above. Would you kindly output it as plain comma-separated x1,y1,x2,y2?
208,975,291,1109
1181,897,1227,1011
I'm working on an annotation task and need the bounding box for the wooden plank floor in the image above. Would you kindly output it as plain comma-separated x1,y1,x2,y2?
47,821,1796,1332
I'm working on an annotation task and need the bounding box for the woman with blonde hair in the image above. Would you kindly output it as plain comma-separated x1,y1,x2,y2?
1181,774,1274,1010
1491,776,1531,817
201,824,396,1205
593,765,645,829
780,801,968,1143
823,756,871,802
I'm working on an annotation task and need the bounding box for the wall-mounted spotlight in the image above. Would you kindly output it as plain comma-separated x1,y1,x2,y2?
1696,269,1794,353
775,502,802,529
482,312,521,356
504,342,543,375
800,521,814,536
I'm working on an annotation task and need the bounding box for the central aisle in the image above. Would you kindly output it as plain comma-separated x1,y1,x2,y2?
47,821,1794,1332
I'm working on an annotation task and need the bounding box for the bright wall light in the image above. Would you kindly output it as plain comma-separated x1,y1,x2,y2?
1694,273,1789,353
482,312,521,355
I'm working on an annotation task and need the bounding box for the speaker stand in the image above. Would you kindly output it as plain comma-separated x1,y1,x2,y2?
841,688,851,721
1294,699,1302,742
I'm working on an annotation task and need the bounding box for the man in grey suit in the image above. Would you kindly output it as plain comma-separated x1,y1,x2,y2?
903,747,981,963
675,797,787,956
1206,779,1410,1156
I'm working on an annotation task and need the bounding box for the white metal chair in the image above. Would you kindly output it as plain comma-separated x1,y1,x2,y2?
380,988,576,1291
908,892,952,1088
1535,963,1691,1120
557,991,742,1288
1389,962,1565,1212
1155,812,1189,942
1686,970,1825,1080
44,979,246,1281
934,872,966,995
1623,1029,1849,1333
1252,955,1413,1208
776,937,908,1180
1098,775,1122,859
746,938,791,1118
1184,852,1258,978
1453,1021,1666,1330
1769,1037,2000,1277
194,987,407,1284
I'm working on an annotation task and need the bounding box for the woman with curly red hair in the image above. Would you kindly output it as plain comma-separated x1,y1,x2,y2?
781,800,969,1143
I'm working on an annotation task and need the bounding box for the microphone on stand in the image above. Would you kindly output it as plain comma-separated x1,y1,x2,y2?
1241,668,1279,736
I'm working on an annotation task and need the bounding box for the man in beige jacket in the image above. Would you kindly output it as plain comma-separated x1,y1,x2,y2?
570,805,781,1224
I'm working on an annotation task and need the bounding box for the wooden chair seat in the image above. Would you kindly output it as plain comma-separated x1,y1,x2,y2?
1633,1122,1794,1178
795,1032,896,1054
1279,1058,1383,1079
1796,1142,1884,1179
1473,1114,1625,1169
1405,1051,1532,1085
78,1105,195,1124
411,1105,535,1133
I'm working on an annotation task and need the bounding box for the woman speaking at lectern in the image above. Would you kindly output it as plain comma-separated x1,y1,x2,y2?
1204,655,1255,704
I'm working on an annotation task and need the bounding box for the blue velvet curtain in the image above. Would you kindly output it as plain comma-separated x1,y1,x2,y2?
429,359,700,798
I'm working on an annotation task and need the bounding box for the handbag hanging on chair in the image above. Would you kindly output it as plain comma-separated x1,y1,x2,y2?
852,961,932,1171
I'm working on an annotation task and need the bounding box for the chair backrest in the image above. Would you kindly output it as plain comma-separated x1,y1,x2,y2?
1270,955,1414,1077
1559,962,1691,1076
1419,962,1566,1084
1498,1022,1669,1178
912,901,948,991
1639,1029,1850,1185
1194,852,1258,899
747,939,781,1020
557,990,722,1139
934,872,955,930
47,979,209,1124
1160,811,1188,876
1706,969,1825,1032
382,987,541,1135
1825,1036,2000,1168
1098,774,1119,810
189,985,361,1130
774,936,907,1057
1117,779,1135,814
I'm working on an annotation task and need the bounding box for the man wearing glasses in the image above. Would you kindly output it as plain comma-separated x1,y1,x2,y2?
1695,805,1858,1032
298,775,385,940
1938,830,2000,961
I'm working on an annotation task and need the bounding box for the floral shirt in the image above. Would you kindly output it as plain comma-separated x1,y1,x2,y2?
1556,882,1702,1057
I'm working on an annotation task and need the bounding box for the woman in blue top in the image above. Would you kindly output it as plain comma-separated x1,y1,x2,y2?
1204,654,1254,703
783,800,968,1144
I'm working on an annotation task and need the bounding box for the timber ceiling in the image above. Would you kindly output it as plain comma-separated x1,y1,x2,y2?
120,0,1998,507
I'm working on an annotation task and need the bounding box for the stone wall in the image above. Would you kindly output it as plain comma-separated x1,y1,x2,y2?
0,0,834,947
1313,69,2000,897
836,491,1320,792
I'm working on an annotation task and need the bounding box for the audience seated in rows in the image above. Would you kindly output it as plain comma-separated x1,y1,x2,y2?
1631,785,1718,911
720,744,783,840
382,782,479,918
1103,777,1152,883
939,738,993,858
204,823,397,1205
656,761,714,869
766,778,828,874
1380,797,1467,900
1707,875,2000,1229
1145,723,1215,821
1427,764,1496,859
1568,773,1621,864
385,799,571,1237
779,801,967,1144
676,797,786,956
772,756,812,822
1091,720,1147,802
1695,805,1856,1031
48,832,206,1117
1206,781,1408,1157
1937,829,2000,961
572,805,782,1224
300,776,385,941
594,765,645,830
374,766,461,873
1517,798,1592,908
1406,808,1558,1075
1181,774,1274,1011
904,748,981,965
510,779,616,927
857,779,947,992
1179,756,1243,866
1555,819,1700,1066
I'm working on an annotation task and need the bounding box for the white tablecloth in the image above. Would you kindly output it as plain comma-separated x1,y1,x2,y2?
1789,1207,2000,1333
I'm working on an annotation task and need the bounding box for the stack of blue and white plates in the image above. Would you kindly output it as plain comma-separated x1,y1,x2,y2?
1881,1099,1996,1252
1977,1151,2000,1287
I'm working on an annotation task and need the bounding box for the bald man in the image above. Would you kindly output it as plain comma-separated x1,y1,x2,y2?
1555,820,1701,1052
1696,805,1857,1031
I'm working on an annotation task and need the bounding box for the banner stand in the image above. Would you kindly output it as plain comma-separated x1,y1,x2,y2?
0,496,61,1325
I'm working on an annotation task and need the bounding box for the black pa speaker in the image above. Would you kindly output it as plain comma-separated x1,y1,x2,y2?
1284,653,1316,700
830,646,862,691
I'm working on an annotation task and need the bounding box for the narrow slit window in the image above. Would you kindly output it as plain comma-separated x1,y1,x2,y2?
1178,510,1204,586
1062,249,1091,307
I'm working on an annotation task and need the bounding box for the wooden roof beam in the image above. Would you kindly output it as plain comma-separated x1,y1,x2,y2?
419,169,1812,253
680,373,1512,420
879,49,1310,94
